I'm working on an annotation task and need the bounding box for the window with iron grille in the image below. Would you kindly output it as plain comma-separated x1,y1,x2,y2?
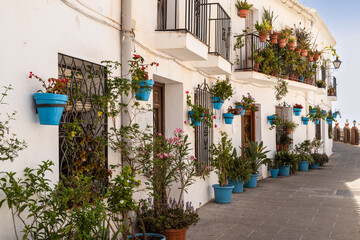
58,54,108,184
194,81,213,171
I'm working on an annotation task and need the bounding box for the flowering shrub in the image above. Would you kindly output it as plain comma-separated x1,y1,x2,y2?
186,92,214,128
211,80,234,100
29,72,69,94
235,93,259,112
129,54,158,81
293,104,303,109
226,106,242,115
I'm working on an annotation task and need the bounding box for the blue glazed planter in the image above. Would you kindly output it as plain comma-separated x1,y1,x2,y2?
34,93,68,125
309,163,320,169
228,179,244,193
279,165,290,176
236,105,246,115
326,118,332,124
270,169,279,178
298,161,309,171
213,96,224,110
314,119,320,124
267,115,277,125
188,111,202,126
223,113,234,125
302,117,309,125
299,76,305,82
333,112,339,119
135,80,154,101
310,109,317,116
321,110,327,117
127,233,166,240
293,108,302,116
212,184,234,204
244,174,258,188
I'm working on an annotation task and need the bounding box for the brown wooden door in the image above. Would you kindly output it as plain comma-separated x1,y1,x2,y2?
241,110,255,149
153,82,165,135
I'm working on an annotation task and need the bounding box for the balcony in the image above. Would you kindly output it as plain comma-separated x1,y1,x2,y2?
155,1,232,75
234,33,318,89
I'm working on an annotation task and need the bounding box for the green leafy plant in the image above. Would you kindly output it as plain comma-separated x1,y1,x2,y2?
29,72,69,94
255,20,272,34
294,24,312,50
274,151,299,172
227,149,252,182
235,93,259,112
210,132,234,186
241,141,270,174
129,54,158,92
311,153,329,166
294,140,314,163
235,0,253,10
262,7,278,27
275,78,288,101
278,28,291,40
186,93,214,128
0,85,27,162
212,80,234,100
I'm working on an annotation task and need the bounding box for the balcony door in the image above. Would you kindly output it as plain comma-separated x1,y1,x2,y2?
241,110,255,149
153,82,165,135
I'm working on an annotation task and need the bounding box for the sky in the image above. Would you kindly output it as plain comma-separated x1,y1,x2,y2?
298,0,360,126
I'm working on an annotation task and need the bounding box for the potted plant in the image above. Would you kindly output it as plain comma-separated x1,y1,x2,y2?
316,80,326,88
235,0,253,18
270,30,279,44
227,149,252,193
288,35,296,51
278,29,290,48
255,20,272,42
328,87,336,96
313,50,321,61
210,132,235,203
242,141,270,188
186,93,213,127
253,49,265,71
326,113,335,124
293,104,303,116
275,151,298,176
129,54,158,101
29,72,69,125
235,93,259,114
223,108,235,125
302,117,310,125
267,114,278,125
307,49,314,61
212,80,234,110
226,106,243,116
310,153,329,169
269,159,279,178
294,140,314,172
333,110,341,119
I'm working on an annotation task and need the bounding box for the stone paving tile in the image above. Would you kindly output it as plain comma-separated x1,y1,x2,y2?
187,142,360,240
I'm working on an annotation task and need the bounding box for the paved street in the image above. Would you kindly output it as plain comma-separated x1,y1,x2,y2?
187,142,360,240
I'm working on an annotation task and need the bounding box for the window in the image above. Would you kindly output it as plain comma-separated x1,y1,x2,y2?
275,106,293,151
194,81,213,171
316,121,321,140
58,54,108,181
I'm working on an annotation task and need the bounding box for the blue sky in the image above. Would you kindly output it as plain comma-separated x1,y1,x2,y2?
299,0,360,126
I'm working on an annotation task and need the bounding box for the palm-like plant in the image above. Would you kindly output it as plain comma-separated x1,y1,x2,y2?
241,141,270,174
227,149,252,183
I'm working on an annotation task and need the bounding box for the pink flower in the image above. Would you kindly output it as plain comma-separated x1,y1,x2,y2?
174,137,179,141
190,155,197,160
157,153,161,157
164,153,169,157
215,124,217,128
204,117,207,120
82,158,86,162
204,110,206,114
170,154,174,157
184,121,187,124
213,116,217,119
159,155,163,159
186,91,189,94
205,166,211,170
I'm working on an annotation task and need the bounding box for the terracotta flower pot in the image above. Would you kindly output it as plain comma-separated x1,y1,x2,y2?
259,33,268,42
335,123,339,126
278,38,286,48
345,123,350,126
254,62,260,71
288,42,295,51
314,53,320,61
164,228,187,240
239,9,248,18
286,129,292,134
270,34,278,44
295,48,301,54
308,55,314,61
301,49,308,57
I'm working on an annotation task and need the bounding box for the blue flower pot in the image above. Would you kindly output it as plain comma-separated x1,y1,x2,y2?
212,184,234,204
244,174,258,188
127,233,165,240
321,110,327,117
188,111,202,126
135,80,154,101
333,112,339,119
299,76,305,82
236,105,246,115
279,165,290,176
298,161,309,171
309,163,320,169
326,118,332,124
223,113,234,125
314,119,320,124
270,169,279,178
310,109,317,116
267,115,277,125
293,108,302,116
213,96,224,110
302,117,309,125
228,179,244,193
34,93,68,125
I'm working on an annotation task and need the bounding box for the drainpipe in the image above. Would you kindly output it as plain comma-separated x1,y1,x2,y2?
121,0,133,126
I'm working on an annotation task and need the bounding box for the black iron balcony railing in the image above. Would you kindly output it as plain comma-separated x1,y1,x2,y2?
328,76,337,97
235,33,318,85
157,0,230,60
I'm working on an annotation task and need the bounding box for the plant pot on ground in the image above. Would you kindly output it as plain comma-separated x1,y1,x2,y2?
269,159,279,178
275,151,298,176
227,149,252,193
210,132,235,203
242,141,270,187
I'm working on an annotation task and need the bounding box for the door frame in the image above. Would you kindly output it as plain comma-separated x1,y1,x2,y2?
153,82,165,135
241,110,255,149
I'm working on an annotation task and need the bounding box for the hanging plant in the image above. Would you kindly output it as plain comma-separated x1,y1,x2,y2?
235,0,253,18
275,78,288,102
212,80,234,110
235,93,259,112
186,92,214,128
